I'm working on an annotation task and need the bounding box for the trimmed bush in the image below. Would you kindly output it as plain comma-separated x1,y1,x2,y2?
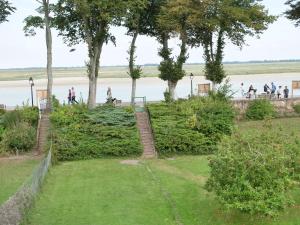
148,97,235,156
51,105,142,161
246,99,276,120
1,122,36,154
206,125,300,216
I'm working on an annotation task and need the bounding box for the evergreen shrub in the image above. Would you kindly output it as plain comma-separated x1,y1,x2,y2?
246,99,276,120
51,105,142,161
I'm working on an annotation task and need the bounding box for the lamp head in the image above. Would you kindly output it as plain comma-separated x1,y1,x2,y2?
29,77,34,86
190,73,194,80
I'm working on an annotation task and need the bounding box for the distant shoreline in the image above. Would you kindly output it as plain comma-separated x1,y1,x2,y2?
0,61,300,81
0,72,299,88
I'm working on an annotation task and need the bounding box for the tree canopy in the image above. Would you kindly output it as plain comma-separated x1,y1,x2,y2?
0,0,15,24
285,0,300,26
187,0,276,85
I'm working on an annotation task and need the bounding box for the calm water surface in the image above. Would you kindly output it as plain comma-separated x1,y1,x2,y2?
1,74,300,107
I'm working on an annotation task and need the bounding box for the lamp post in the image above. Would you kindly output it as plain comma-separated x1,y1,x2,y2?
190,73,194,97
29,77,34,107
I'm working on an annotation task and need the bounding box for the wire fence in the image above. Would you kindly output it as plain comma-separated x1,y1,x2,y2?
0,149,52,225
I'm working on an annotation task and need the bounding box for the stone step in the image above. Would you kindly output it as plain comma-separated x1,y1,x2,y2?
136,111,156,159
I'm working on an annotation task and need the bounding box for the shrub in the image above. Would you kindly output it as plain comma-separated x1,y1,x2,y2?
148,97,235,156
293,104,300,114
163,90,172,103
194,99,235,142
1,122,36,154
246,99,276,120
2,110,22,128
51,105,142,161
206,126,300,216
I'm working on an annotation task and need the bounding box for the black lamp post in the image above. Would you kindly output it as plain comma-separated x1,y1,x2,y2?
190,73,194,96
29,77,34,107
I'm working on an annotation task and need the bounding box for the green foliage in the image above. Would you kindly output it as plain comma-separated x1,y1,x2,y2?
285,0,300,26
246,99,276,120
1,122,36,154
293,104,300,114
1,110,22,128
50,105,142,161
148,97,235,156
0,0,15,24
206,125,300,216
193,99,235,143
163,90,172,103
0,107,39,154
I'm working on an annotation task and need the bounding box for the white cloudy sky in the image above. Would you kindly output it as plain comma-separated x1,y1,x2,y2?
0,0,299,69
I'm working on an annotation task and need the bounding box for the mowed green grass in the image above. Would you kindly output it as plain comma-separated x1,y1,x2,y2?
24,118,300,225
0,158,40,204
1,62,300,81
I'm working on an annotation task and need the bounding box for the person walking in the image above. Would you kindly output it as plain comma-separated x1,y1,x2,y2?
264,84,270,94
284,86,289,99
106,87,116,104
271,82,276,95
71,87,78,104
277,86,283,99
240,83,246,98
68,89,72,104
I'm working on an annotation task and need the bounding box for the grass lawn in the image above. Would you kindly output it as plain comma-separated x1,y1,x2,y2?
24,118,300,225
0,158,40,204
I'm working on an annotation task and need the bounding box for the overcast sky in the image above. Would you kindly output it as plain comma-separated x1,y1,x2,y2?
0,0,299,69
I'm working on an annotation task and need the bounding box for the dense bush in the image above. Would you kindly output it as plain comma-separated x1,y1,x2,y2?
51,105,142,161
246,99,276,120
0,107,39,155
1,122,36,154
193,99,235,143
206,125,300,216
293,104,300,114
148,97,235,156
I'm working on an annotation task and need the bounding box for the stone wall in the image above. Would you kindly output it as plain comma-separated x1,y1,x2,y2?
232,97,300,115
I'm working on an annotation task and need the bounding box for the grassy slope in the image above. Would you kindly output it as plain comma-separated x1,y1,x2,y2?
0,158,39,204
24,118,300,225
1,62,300,81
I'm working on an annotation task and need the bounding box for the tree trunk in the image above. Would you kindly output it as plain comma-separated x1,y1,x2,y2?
44,0,53,112
168,80,177,100
87,44,102,109
129,31,138,106
131,78,137,105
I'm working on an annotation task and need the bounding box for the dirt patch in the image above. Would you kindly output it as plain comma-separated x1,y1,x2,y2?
0,154,42,163
120,160,140,166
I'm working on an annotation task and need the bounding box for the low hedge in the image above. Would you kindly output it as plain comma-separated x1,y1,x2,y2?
51,105,142,161
148,97,235,156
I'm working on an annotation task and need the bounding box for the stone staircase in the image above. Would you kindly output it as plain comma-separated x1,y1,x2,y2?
36,114,50,154
136,111,156,158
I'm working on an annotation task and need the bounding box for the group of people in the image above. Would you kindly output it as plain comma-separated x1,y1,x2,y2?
67,87,78,104
67,87,116,105
240,82,290,99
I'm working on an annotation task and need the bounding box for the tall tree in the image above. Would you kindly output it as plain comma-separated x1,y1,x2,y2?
285,0,300,26
0,0,15,24
157,0,190,100
124,0,148,105
54,0,145,109
187,0,276,89
24,0,53,111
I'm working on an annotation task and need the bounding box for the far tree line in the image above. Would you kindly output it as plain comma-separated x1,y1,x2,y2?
1,0,300,109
